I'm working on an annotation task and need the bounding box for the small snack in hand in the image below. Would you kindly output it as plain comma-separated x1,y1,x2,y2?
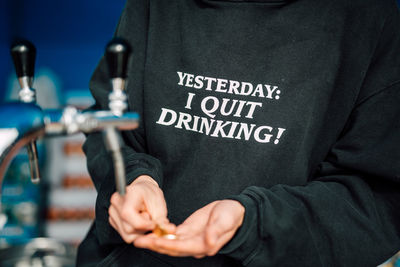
153,224,177,240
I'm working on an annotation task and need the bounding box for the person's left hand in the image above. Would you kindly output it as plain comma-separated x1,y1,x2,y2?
133,200,245,258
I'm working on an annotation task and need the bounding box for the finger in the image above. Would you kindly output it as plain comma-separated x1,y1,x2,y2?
134,235,188,257
205,220,230,248
111,192,155,231
156,237,206,257
206,229,236,256
109,215,117,230
134,232,160,248
122,211,157,234
122,221,135,233
141,211,151,221
110,192,124,207
155,220,177,235
110,215,143,239
109,202,136,234
194,254,206,259
205,206,236,248
136,234,207,257
144,191,169,223
175,213,209,237
108,205,119,228
163,223,177,234
126,182,169,223
153,216,170,226
175,201,219,236
110,205,152,235
108,205,138,243
175,222,194,237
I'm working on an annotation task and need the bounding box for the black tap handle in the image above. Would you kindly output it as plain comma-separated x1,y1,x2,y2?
105,38,131,79
10,40,37,78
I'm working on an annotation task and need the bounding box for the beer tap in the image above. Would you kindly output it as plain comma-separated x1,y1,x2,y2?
0,39,139,231
105,38,130,116
10,40,41,184
103,38,132,196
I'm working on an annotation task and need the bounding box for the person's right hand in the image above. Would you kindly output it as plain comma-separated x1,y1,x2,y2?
108,175,175,243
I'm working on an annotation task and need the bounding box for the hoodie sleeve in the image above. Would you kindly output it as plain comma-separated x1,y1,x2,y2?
220,3,400,266
82,0,162,245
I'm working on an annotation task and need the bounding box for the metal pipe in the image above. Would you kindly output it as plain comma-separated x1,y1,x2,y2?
103,127,126,196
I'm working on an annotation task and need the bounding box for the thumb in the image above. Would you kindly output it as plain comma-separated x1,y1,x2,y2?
205,208,231,247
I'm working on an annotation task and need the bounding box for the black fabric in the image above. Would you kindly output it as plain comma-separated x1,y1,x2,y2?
78,0,400,266
76,223,115,267
208,0,292,6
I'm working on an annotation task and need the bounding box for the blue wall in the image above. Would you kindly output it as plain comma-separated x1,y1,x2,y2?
0,0,125,102
0,1,11,100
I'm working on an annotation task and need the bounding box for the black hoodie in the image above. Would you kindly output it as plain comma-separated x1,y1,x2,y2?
78,0,400,266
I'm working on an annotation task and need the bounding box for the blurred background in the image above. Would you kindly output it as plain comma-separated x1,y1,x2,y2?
0,0,400,266
0,0,125,257
0,0,126,103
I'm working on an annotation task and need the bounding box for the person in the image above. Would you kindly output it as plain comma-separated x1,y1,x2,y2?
76,0,400,266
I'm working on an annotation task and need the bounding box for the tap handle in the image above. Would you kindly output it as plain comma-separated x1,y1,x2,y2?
10,40,40,184
105,38,131,79
10,40,36,78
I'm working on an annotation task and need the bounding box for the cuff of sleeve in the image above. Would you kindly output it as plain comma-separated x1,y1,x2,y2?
125,167,163,187
122,148,164,187
219,190,260,264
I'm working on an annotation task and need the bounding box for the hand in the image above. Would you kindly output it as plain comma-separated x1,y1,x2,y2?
134,200,245,258
108,175,175,243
